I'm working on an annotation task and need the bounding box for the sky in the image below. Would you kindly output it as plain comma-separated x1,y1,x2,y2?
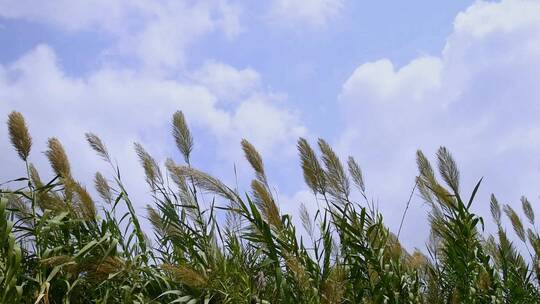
1,0,540,250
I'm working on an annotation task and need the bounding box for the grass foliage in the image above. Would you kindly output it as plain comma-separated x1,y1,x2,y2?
1,110,540,303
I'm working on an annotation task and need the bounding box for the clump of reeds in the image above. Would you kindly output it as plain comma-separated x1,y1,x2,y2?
1,110,540,303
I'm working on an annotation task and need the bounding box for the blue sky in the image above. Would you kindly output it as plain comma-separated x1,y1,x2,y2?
1,0,540,250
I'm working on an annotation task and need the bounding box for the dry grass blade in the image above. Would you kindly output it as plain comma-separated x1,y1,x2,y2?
46,137,71,178
7,111,32,161
172,111,194,163
297,138,326,194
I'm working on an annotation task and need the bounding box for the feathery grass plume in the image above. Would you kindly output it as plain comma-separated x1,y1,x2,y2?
504,204,526,242
29,165,64,211
318,138,349,201
436,147,460,193
146,205,166,236
299,203,313,236
241,139,267,185
283,253,310,291
73,182,96,220
521,196,535,225
46,137,71,178
7,111,32,161
94,172,113,204
164,158,199,221
134,142,163,189
490,194,501,226
29,163,43,187
297,138,326,194
407,249,428,270
172,111,194,163
162,264,208,289
416,150,436,204
165,160,238,204
528,228,540,257
321,266,346,304
87,256,125,282
347,156,365,193
251,180,281,229
416,150,454,209
85,133,110,162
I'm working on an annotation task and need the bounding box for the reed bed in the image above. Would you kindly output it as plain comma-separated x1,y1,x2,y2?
1,110,539,303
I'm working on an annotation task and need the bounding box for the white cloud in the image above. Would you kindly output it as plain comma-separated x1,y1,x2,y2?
193,61,261,102
338,0,540,249
268,0,344,28
0,0,243,71
0,44,305,216
0,0,130,32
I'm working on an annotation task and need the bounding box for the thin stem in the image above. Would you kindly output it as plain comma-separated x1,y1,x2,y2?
397,178,418,238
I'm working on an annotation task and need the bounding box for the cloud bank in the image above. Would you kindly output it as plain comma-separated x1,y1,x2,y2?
338,0,540,247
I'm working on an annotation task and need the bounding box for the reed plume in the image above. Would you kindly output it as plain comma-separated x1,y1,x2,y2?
94,172,113,204
172,111,194,163
7,111,32,161
297,137,326,195
318,138,349,201
85,133,110,162
46,137,72,179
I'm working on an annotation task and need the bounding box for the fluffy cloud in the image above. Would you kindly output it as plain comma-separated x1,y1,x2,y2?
268,0,344,28
338,0,540,248
0,44,306,216
0,0,242,71
193,61,261,102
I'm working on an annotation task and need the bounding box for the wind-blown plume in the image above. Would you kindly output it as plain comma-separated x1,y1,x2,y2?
94,172,113,204
165,160,238,204
251,180,281,229
46,137,71,179
297,138,326,194
172,111,194,163
73,182,96,220
347,156,365,193
134,142,163,189
521,196,535,225
7,111,32,161
85,133,110,162
504,204,526,242
436,147,460,193
490,194,501,226
318,138,349,201
242,139,267,185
